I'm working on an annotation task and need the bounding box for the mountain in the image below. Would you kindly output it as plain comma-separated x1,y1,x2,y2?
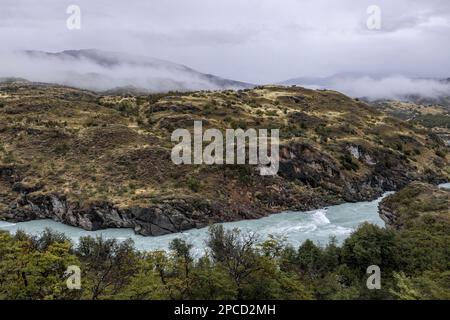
0,81,448,236
6,49,254,93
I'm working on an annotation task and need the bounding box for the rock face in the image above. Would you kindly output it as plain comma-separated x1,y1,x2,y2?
378,201,399,229
378,182,450,230
4,191,212,236
1,82,449,236
277,142,434,203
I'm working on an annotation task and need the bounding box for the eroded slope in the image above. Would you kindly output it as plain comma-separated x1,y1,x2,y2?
1,82,449,235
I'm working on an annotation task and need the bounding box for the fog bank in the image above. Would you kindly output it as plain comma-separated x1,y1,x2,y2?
0,50,250,92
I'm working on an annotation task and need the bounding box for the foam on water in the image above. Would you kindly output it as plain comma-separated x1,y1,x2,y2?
2,183,448,252
0,191,398,253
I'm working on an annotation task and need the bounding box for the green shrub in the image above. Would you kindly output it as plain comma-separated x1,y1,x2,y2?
186,177,201,192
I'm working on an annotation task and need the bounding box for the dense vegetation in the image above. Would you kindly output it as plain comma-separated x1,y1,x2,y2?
1,213,449,300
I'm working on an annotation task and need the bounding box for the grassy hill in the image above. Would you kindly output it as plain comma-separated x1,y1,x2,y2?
379,182,450,229
1,81,449,235
371,99,450,146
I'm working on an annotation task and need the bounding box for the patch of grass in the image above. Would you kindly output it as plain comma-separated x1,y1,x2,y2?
186,177,201,193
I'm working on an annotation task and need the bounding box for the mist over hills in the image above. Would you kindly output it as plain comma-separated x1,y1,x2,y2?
1,48,449,103
282,73,450,103
0,49,253,93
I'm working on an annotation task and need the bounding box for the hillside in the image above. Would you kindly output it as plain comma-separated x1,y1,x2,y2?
379,182,450,230
0,81,449,236
370,99,450,147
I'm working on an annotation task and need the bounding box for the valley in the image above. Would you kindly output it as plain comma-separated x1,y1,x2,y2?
1,80,449,236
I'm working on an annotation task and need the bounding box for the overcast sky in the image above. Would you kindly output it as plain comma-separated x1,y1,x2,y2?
1,0,450,83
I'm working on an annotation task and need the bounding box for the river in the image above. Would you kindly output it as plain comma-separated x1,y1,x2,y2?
1,183,449,255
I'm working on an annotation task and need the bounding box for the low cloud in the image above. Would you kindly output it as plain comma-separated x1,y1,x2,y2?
0,50,249,92
326,75,450,100
1,1,450,83
1,50,449,100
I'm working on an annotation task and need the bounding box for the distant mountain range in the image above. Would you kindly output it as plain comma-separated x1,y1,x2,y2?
3,49,254,93
2,49,449,101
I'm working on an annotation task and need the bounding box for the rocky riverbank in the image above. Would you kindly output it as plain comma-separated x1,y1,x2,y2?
379,182,450,230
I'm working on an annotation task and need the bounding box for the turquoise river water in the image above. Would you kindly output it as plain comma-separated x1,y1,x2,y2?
1,183,449,255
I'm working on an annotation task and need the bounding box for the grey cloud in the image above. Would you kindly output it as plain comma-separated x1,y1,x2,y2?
132,28,256,47
328,76,450,100
0,0,449,84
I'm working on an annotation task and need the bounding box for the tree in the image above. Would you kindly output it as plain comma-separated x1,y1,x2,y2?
0,230,80,300
188,256,236,300
118,255,167,300
297,239,325,280
390,272,422,300
76,236,140,299
341,223,400,277
206,225,260,299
